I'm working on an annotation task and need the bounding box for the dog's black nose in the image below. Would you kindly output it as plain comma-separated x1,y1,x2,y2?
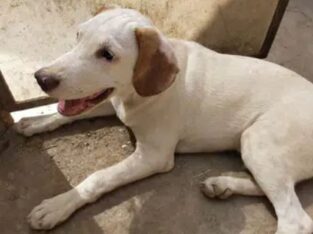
34,69,60,92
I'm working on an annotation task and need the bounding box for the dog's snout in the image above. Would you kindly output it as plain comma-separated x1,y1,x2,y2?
34,70,60,92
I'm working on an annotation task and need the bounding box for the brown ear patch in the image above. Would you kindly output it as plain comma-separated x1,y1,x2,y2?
94,4,119,16
133,28,179,97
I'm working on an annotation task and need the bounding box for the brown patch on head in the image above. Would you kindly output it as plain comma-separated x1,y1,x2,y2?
133,28,179,97
94,4,120,16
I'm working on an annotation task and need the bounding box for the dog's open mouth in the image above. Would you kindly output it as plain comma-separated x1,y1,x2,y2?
57,88,114,116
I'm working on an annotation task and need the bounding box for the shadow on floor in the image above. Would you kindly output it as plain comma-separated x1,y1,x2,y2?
1,117,313,234
0,120,110,234
194,0,280,56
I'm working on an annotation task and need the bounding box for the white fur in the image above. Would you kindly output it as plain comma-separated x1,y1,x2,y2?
15,8,313,234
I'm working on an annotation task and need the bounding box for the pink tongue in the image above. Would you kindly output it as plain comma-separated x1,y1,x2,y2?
58,99,88,116
57,90,106,116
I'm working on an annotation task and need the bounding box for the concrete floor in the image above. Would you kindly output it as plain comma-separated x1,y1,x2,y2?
267,0,313,82
1,0,313,234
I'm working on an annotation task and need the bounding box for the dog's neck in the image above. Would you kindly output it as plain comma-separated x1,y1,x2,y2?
109,88,160,126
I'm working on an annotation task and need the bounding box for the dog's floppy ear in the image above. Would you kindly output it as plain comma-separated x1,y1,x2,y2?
94,4,120,15
133,28,179,97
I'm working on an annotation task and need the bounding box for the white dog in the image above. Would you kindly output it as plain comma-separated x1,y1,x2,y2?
15,5,313,234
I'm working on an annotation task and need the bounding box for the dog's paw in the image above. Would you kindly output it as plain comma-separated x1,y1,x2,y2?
14,117,39,136
28,190,81,230
14,114,64,136
201,177,233,199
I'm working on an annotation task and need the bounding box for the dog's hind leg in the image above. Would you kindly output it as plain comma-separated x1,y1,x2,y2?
240,118,313,234
14,101,115,136
201,174,264,199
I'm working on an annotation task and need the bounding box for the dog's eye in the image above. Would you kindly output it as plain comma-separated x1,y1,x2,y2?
96,48,114,61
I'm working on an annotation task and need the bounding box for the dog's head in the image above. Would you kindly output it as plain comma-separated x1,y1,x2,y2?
35,6,179,116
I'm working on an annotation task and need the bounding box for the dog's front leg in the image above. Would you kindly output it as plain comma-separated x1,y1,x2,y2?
14,101,115,136
28,142,175,230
